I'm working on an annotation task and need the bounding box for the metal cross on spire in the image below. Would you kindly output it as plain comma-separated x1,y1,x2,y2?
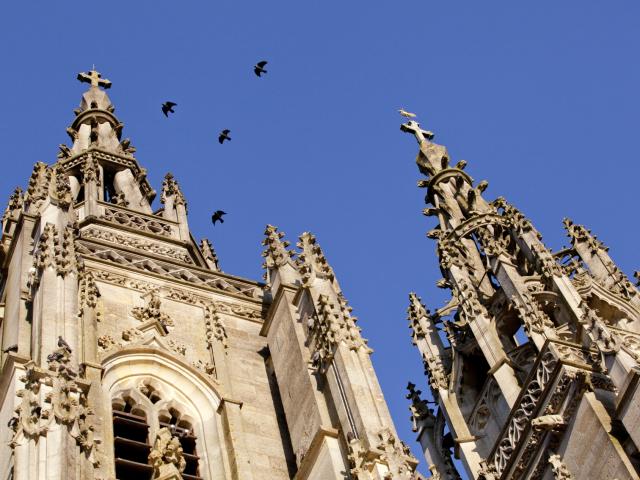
77,69,112,89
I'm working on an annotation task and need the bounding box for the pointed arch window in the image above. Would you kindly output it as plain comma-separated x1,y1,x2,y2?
111,380,203,480
112,396,153,479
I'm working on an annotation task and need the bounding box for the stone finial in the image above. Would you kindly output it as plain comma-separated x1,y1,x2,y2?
406,382,435,432
160,173,187,208
562,218,605,252
24,162,52,213
200,238,220,271
635,271,640,287
77,69,112,89
296,232,335,287
407,292,429,338
261,224,296,270
148,427,186,478
2,186,24,223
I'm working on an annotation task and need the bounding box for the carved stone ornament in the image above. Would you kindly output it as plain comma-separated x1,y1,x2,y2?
375,428,418,479
510,290,554,335
261,224,296,270
406,382,435,432
2,186,24,223
24,161,52,213
82,154,101,185
491,351,557,476
53,166,73,208
407,292,429,339
564,218,637,299
82,227,192,263
580,303,620,355
200,238,220,271
9,344,100,467
296,232,336,287
307,294,371,373
78,270,101,312
452,277,488,321
131,290,174,331
103,206,173,237
148,427,186,477
204,303,228,350
422,352,449,391
548,454,574,480
32,222,78,281
89,269,262,319
160,172,187,209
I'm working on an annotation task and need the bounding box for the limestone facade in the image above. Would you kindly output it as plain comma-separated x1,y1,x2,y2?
402,120,640,479
0,71,417,480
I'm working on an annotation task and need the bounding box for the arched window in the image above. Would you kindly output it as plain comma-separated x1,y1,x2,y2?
111,380,204,480
112,395,153,479
102,348,225,480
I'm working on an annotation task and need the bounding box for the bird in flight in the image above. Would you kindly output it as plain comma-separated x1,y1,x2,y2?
162,101,177,117
211,210,227,225
398,108,417,119
254,61,268,77
218,129,231,144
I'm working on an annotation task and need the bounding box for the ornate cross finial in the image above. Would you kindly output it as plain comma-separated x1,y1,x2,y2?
400,120,434,144
77,69,112,89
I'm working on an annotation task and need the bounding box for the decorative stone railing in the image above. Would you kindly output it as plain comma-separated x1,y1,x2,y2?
483,339,613,480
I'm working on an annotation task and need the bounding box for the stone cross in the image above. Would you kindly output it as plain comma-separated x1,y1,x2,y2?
77,69,112,89
400,120,434,144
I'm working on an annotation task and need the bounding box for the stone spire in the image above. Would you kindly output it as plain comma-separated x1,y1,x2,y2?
261,225,299,287
64,69,125,157
296,232,337,289
402,116,640,480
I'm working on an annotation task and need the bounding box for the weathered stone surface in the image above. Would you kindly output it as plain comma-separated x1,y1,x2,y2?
402,117,640,480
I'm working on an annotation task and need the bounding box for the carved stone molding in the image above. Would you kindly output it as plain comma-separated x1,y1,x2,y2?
78,242,262,300
491,351,557,475
9,344,100,467
87,270,263,327
103,205,173,237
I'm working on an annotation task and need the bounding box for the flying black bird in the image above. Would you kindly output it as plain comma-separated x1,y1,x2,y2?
211,210,227,225
162,101,177,117
2,344,17,354
58,336,72,353
218,129,231,144
254,61,268,77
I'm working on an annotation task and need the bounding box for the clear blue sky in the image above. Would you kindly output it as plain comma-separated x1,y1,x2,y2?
1,1,639,476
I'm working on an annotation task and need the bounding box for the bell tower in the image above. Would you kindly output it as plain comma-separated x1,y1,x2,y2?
0,71,418,480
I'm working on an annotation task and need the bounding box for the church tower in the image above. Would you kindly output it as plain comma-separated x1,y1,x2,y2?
401,120,640,479
0,71,417,480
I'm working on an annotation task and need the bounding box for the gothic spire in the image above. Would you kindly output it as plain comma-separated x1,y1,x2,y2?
62,69,127,158
296,232,337,289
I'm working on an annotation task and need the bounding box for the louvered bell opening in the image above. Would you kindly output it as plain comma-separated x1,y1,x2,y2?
112,399,153,480
159,408,202,480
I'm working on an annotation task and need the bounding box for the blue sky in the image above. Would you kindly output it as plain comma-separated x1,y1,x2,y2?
1,1,639,476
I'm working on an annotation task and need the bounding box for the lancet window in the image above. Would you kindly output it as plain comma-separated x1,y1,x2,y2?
111,379,203,480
